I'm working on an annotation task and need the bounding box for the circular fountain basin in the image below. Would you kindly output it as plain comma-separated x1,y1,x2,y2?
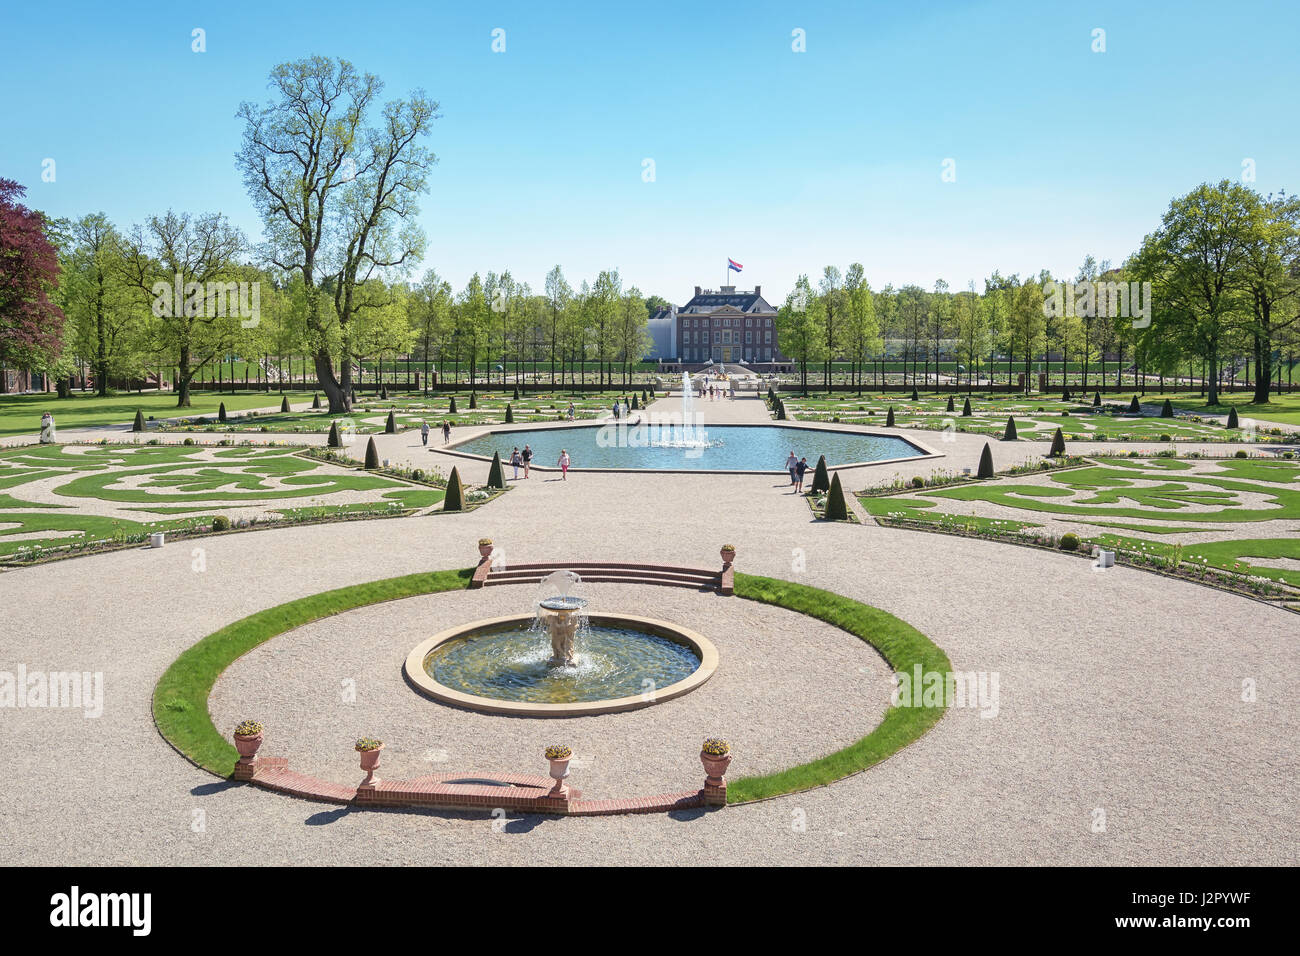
403,613,718,716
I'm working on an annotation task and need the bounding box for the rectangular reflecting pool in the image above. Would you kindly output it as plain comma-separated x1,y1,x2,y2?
449,423,928,472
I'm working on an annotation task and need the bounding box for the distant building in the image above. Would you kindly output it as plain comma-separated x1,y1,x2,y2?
650,285,789,367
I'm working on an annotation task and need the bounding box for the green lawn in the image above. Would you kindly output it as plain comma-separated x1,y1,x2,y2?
0,391,289,437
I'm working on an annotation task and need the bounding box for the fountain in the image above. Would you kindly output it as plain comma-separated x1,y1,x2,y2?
405,569,719,714
534,570,588,667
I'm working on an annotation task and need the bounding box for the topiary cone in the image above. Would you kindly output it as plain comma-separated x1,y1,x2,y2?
886,406,896,427
328,421,342,447
132,409,145,432
385,410,396,434
811,454,830,494
1093,390,1101,407
1128,394,1140,414
505,403,514,423
380,385,388,400
962,397,972,417
448,395,458,414
910,388,919,402
824,473,849,521
1061,389,1071,402
1161,398,1173,418
487,451,505,489
312,393,321,410
631,394,639,410
946,395,955,412
443,466,465,511
1049,427,1066,457
977,442,995,478
218,402,227,422
1226,406,1239,429
363,437,380,469
469,393,477,409
281,394,291,413
512,386,519,401
1003,415,1018,440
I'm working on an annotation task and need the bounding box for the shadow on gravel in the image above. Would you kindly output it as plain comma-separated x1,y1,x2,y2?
191,780,242,797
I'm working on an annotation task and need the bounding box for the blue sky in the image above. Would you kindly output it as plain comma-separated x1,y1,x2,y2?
3,0,1296,303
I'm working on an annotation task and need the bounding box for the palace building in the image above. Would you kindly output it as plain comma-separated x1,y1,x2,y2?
646,285,790,368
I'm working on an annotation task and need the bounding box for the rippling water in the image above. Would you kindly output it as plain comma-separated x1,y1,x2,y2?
424,624,701,703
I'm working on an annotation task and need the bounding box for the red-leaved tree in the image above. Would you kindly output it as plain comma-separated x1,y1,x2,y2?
0,178,65,390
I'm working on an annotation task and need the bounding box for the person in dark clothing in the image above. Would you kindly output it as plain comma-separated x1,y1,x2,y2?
795,456,810,493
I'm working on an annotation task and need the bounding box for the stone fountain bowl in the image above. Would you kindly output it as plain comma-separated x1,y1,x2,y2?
538,596,588,611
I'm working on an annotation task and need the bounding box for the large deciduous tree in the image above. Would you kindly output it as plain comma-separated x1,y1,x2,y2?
237,56,438,412
0,178,65,390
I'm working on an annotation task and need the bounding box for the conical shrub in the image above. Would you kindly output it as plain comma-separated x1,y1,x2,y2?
363,436,380,469
1049,427,1066,457
1003,415,1018,441
824,472,849,521
631,394,639,410
281,395,291,413
218,402,227,422
977,442,995,478
962,397,972,417
1128,394,1140,414
1161,398,1173,418
512,386,519,401
380,385,388,400
487,451,505,489
642,390,648,404
811,454,830,494
132,409,145,432
328,421,342,447
312,393,321,409
886,406,896,427
946,395,955,412
1061,389,1071,402
505,403,514,423
443,466,465,511
449,396,458,414
1226,406,1239,429
776,399,787,421
385,410,396,433
910,388,919,401
1093,390,1101,407
469,393,477,410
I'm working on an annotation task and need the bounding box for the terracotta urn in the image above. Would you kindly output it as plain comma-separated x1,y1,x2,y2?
233,733,263,761
358,744,384,784
547,756,571,797
720,547,736,566
478,542,494,559
701,751,732,788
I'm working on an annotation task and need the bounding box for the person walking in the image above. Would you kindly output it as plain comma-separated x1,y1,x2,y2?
420,420,430,446
441,420,451,444
39,411,57,444
566,402,575,421
612,400,620,420
785,451,798,488
795,456,810,493
510,446,521,480
558,449,570,480
521,444,532,478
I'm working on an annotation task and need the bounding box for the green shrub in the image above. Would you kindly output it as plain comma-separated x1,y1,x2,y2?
487,451,505,489
1226,406,1239,429
1161,398,1174,418
281,395,291,413
211,516,231,532
910,388,919,402
380,385,388,400
1235,449,1248,459
469,393,477,410
363,437,380,469
505,403,514,423
327,421,342,448
1002,415,1017,441
449,396,458,414
946,395,954,412
385,410,397,434
312,393,321,410
977,442,994,479
1059,533,1080,552
443,466,465,511
218,402,227,422
133,409,145,432
811,455,830,493
182,437,195,446
1159,434,1172,442
824,473,849,520
910,475,924,488
1093,391,1101,407
512,386,519,401
1128,394,1141,413
962,397,972,417
886,406,896,427
1049,427,1066,457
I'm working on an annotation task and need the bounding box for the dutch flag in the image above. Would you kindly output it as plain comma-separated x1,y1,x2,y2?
727,258,743,273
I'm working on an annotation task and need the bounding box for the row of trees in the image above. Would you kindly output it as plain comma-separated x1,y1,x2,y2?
775,181,1300,403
